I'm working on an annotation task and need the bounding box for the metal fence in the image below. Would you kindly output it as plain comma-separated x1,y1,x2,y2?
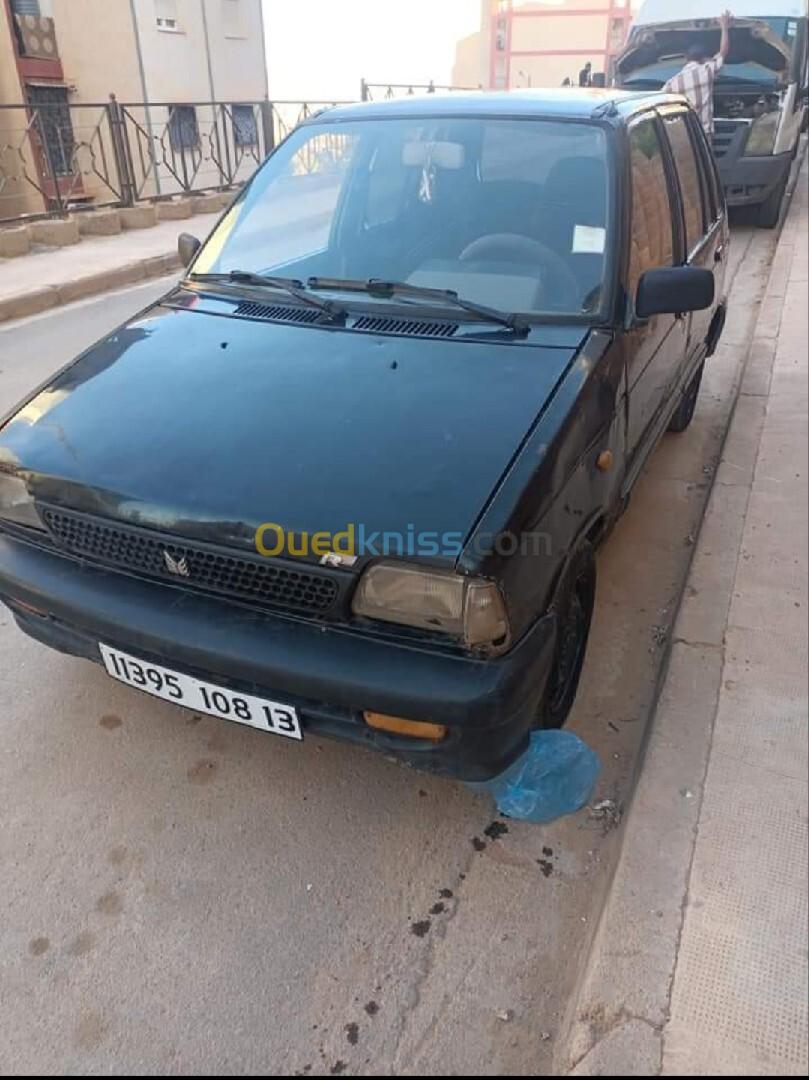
0,96,348,224
0,85,471,225
360,80,479,101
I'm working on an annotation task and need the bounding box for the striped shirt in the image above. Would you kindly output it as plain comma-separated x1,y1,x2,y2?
664,56,725,135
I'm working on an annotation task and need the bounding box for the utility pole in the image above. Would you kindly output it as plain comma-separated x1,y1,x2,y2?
128,0,161,194
200,0,217,101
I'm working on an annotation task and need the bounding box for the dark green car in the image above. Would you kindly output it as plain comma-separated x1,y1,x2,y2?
0,89,727,779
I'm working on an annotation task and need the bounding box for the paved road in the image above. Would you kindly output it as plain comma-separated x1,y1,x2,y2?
0,231,775,1075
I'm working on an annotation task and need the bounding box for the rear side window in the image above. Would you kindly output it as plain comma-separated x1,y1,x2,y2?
687,113,722,224
627,117,674,298
662,113,705,255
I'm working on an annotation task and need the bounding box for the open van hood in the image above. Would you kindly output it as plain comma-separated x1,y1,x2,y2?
632,0,805,23
617,17,793,81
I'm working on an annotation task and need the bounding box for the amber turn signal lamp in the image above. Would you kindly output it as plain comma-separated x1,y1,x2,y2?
363,712,448,742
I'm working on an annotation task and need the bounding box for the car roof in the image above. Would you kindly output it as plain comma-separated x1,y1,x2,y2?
309,88,687,126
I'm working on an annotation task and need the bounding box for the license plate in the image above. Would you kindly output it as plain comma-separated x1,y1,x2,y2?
99,644,302,740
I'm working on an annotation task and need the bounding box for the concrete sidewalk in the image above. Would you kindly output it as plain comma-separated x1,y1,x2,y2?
559,160,808,1076
0,211,222,323
0,177,344,324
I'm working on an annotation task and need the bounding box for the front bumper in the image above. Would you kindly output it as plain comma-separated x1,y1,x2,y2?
0,533,556,781
714,140,792,208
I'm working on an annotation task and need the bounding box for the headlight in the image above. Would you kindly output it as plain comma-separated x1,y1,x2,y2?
352,562,510,650
0,469,44,530
744,112,780,156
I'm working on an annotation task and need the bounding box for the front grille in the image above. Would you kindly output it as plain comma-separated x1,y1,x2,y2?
712,120,744,160
40,507,339,615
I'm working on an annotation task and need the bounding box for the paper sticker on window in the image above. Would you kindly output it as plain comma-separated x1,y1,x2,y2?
572,225,606,254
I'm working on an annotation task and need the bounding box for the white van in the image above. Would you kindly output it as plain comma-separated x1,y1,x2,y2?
616,0,808,225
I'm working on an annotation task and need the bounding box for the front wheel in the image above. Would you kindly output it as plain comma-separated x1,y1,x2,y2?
535,542,596,730
668,361,705,433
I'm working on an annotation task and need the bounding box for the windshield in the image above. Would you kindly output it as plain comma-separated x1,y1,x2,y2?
192,117,610,318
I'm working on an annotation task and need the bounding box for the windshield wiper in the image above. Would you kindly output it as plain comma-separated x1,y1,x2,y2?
306,276,529,332
189,270,345,318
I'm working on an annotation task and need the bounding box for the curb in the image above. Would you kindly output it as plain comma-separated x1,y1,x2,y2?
0,250,182,324
553,152,806,1076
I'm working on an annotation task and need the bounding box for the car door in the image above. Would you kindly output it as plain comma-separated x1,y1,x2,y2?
659,106,724,384
623,112,687,477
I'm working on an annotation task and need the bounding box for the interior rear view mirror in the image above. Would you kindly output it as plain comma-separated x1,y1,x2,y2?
178,233,201,267
402,140,465,169
636,266,715,319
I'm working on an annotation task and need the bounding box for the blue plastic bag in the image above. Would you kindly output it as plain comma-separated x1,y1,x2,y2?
470,729,601,823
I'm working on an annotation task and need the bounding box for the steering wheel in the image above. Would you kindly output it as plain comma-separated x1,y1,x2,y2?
459,233,581,311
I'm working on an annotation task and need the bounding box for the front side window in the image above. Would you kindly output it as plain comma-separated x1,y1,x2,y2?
663,112,705,255
192,117,611,318
627,117,674,299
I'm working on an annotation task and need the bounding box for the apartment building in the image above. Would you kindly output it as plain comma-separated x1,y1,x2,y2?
453,0,631,90
0,0,268,219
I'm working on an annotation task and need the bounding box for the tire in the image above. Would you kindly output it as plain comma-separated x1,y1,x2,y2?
668,361,705,433
535,542,596,730
757,173,788,229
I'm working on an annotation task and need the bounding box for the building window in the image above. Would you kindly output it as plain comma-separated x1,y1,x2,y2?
13,1,55,15
222,0,245,37
168,105,199,152
232,104,257,147
155,0,179,31
26,84,75,176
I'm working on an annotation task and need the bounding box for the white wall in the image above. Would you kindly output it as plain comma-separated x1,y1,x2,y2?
207,0,268,101
132,0,267,103
129,0,268,195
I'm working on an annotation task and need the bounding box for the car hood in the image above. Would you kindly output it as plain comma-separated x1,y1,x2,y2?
0,298,586,565
617,17,792,81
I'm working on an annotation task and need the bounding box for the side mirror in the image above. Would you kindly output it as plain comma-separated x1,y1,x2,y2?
178,232,201,268
636,266,715,319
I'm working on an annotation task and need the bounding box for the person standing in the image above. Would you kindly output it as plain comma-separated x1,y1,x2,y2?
578,61,592,87
664,11,733,135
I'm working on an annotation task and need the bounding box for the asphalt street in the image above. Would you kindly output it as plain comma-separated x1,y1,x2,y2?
0,225,777,1075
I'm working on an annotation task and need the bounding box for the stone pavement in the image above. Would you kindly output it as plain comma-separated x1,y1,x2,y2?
559,158,808,1076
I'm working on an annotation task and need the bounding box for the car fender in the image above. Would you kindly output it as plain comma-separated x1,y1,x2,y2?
459,330,626,642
